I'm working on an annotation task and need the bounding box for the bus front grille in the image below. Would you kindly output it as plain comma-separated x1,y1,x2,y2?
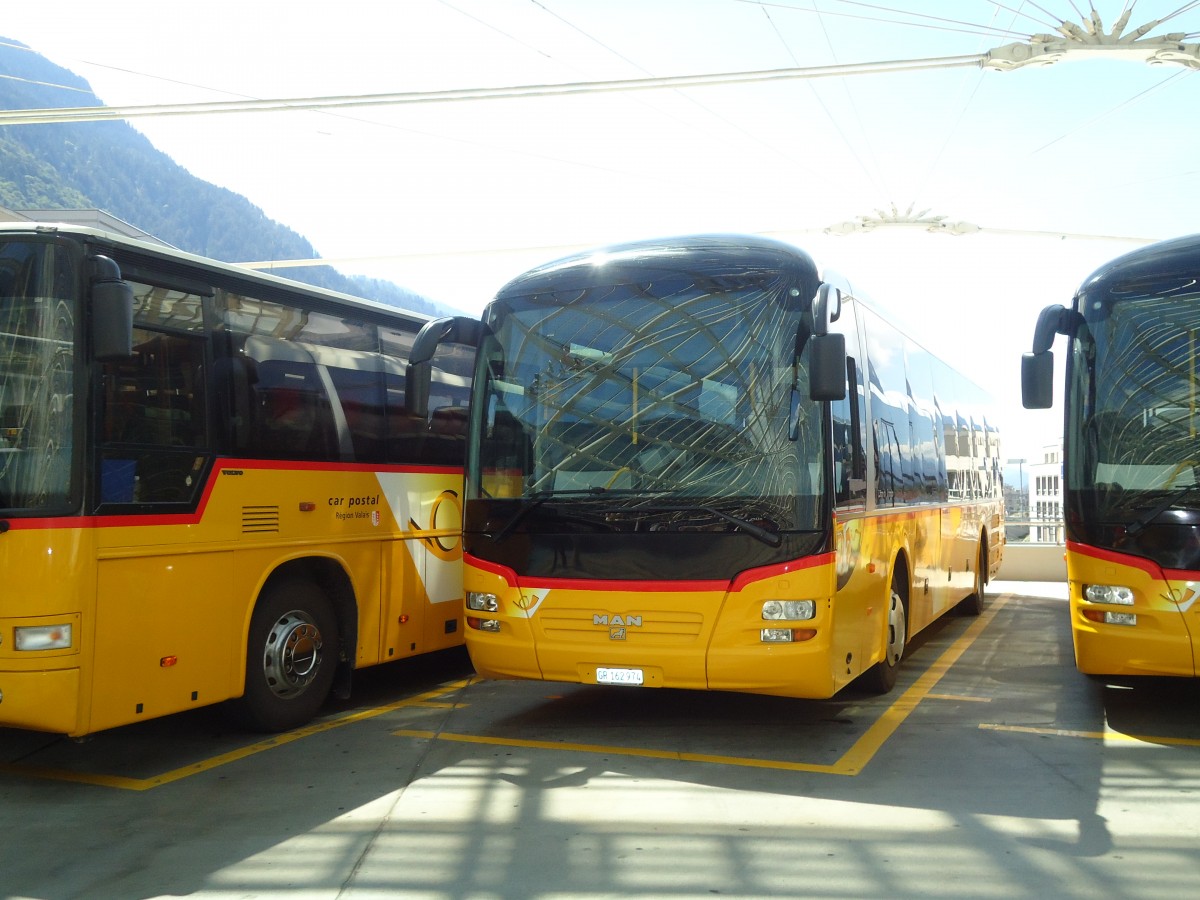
540,608,703,644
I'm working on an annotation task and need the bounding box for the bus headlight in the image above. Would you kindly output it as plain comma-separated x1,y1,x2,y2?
762,600,816,620
1083,584,1134,606
466,592,499,612
14,623,73,651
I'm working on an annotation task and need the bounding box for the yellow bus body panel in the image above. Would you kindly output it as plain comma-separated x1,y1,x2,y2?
0,462,463,736
1067,545,1197,677
465,501,999,701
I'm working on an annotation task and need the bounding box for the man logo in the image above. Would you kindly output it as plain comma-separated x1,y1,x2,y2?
592,614,642,627
594,614,641,640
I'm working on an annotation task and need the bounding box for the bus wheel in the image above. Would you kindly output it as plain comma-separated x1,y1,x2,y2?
235,579,339,732
862,582,906,694
956,543,986,617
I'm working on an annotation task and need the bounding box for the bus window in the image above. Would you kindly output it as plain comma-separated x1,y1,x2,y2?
247,359,338,460
99,328,208,506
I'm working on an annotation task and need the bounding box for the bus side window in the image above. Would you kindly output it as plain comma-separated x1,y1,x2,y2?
247,360,338,460
99,329,208,506
832,354,866,506
326,366,386,462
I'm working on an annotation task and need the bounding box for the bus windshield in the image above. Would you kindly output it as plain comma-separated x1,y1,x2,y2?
469,273,825,538
1066,274,1200,567
0,239,77,514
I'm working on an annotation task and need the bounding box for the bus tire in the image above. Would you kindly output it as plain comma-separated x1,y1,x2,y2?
861,580,906,694
234,578,340,732
955,541,987,617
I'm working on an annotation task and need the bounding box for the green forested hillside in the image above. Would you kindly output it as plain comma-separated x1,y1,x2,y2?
0,38,443,315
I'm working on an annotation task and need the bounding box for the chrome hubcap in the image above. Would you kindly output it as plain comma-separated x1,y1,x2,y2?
262,610,324,699
885,590,906,665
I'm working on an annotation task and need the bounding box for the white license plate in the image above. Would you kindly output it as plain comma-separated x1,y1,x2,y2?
596,666,644,686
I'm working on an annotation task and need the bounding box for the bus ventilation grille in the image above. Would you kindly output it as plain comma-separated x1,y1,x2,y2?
242,505,281,533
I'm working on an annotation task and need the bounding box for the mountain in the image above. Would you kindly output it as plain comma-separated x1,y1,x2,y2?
0,38,445,316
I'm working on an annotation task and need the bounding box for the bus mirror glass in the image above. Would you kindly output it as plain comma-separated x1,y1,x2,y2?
91,276,135,361
1021,351,1054,409
405,359,431,417
812,284,841,336
787,387,802,440
808,332,847,402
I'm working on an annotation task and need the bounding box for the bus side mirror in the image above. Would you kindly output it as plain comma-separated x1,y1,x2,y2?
1021,351,1054,409
1031,303,1070,353
809,332,846,402
405,315,483,417
89,255,134,361
1022,302,1072,409
812,282,842,336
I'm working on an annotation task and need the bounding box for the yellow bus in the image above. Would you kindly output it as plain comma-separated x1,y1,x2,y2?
411,234,1003,699
1023,234,1200,678
0,223,471,736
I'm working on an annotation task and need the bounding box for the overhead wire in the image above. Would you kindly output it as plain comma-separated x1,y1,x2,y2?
523,0,813,171
761,1,891,200
908,3,1014,208
1030,66,1195,153
738,0,1037,40
4,1,1196,271
984,0,1069,31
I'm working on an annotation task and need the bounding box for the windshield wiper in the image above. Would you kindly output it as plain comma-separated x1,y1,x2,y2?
627,503,782,547
491,487,610,541
1127,483,1200,536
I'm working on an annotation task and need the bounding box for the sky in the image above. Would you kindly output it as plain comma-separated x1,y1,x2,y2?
2,0,1199,459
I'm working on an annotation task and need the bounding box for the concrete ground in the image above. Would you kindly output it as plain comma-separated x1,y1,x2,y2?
2,581,1199,900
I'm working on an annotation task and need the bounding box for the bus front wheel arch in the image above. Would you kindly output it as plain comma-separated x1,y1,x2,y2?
860,562,908,694
955,533,988,617
232,577,340,732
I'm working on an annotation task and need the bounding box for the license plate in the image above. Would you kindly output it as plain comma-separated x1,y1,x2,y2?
596,666,644,686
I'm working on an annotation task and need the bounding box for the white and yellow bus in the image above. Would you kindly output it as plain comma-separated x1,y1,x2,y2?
1023,234,1200,678
0,223,470,736
412,234,1003,699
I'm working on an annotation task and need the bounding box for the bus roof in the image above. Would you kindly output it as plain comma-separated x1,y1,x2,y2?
1077,232,1200,299
0,220,435,327
493,233,821,301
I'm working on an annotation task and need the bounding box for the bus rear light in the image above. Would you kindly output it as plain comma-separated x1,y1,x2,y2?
14,623,73,651
467,617,501,633
160,656,178,667
1082,609,1137,626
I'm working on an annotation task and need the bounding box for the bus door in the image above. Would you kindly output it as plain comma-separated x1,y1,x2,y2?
380,348,469,661
830,336,873,683
92,312,229,733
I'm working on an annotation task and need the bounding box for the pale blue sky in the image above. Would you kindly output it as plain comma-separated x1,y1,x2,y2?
3,0,1199,455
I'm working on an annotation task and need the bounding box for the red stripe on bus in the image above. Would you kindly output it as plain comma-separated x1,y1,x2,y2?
0,458,462,530
467,550,835,593
1068,541,1163,578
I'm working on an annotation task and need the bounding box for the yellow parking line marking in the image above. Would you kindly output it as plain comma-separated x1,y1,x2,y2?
927,693,992,702
3,595,1012,790
394,729,842,773
396,596,1010,776
834,595,1006,775
980,723,1200,748
0,679,474,791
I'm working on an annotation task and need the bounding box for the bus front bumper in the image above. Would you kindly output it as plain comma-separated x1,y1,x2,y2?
0,667,81,734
